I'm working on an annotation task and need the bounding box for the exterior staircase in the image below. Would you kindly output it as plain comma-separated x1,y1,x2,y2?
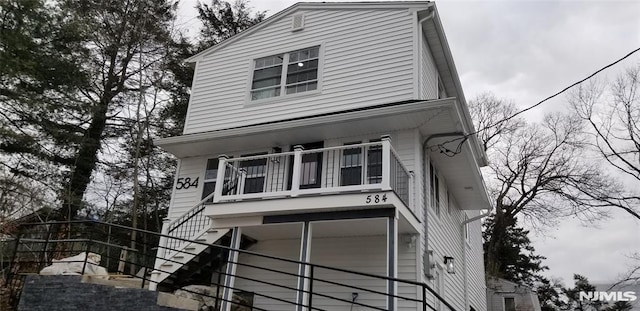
149,173,243,291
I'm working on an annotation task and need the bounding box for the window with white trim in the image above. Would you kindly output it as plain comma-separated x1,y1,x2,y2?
202,159,219,202
250,46,319,100
504,297,516,311
430,163,440,215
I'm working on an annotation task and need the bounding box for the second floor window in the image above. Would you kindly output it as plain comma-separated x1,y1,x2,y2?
251,46,319,100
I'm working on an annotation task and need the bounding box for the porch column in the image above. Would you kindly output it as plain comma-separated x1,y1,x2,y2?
387,214,398,310
381,135,392,190
296,221,313,311
291,145,304,197
220,227,242,311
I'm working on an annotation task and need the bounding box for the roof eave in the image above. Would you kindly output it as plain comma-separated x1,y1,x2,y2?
421,5,489,166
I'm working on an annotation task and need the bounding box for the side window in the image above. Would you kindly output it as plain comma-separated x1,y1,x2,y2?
202,159,219,202
464,214,470,244
504,297,516,311
430,163,440,215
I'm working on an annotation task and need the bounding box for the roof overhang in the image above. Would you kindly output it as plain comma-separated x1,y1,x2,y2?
156,99,453,157
418,5,489,167
155,98,490,210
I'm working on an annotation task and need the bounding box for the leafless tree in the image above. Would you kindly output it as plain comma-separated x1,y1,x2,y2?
469,93,625,278
469,92,525,152
569,65,640,219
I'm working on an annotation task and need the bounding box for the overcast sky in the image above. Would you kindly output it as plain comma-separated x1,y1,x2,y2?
177,0,640,285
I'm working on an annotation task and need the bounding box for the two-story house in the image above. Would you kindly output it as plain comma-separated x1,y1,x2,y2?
150,2,491,311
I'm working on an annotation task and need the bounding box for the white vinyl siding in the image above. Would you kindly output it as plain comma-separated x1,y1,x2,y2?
420,152,487,311
233,235,418,311
234,238,300,310
467,210,488,310
421,33,438,99
185,8,415,134
167,157,208,219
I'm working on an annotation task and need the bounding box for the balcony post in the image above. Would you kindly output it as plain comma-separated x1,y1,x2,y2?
409,171,415,211
212,155,228,203
381,135,392,190
291,145,304,197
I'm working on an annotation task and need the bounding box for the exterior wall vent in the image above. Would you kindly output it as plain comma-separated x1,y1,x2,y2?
292,13,305,32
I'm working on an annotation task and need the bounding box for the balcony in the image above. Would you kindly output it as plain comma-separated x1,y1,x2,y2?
205,138,415,219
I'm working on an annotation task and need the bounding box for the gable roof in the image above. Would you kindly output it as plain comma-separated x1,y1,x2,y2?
185,1,431,63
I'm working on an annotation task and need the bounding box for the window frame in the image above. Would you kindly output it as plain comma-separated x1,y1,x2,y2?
247,45,323,104
340,141,363,186
503,297,516,311
430,163,440,215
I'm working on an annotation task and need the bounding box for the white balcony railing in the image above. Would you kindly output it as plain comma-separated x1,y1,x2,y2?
211,139,412,209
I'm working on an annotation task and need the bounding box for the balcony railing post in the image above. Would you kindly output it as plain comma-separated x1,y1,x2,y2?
409,171,415,211
149,218,170,291
291,145,304,197
381,135,392,190
158,218,170,259
213,155,229,203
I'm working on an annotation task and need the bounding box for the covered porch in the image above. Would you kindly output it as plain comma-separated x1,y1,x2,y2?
214,211,421,311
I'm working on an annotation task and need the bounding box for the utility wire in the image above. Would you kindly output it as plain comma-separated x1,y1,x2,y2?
431,46,640,153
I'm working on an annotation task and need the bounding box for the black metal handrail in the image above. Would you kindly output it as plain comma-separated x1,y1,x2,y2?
164,176,241,252
4,220,458,311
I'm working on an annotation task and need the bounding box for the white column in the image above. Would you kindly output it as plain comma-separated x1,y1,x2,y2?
296,222,313,311
387,214,398,310
291,145,304,197
220,227,242,311
213,155,228,203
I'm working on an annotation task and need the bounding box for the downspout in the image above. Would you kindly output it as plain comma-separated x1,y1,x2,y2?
416,6,435,290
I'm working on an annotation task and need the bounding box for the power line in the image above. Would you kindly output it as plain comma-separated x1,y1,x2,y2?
431,46,640,153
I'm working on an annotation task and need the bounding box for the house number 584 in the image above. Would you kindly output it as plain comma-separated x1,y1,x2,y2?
176,177,199,190
365,194,387,204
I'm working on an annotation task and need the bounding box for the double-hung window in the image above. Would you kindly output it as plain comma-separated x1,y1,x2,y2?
340,142,363,186
240,153,268,194
251,46,319,100
251,55,284,100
